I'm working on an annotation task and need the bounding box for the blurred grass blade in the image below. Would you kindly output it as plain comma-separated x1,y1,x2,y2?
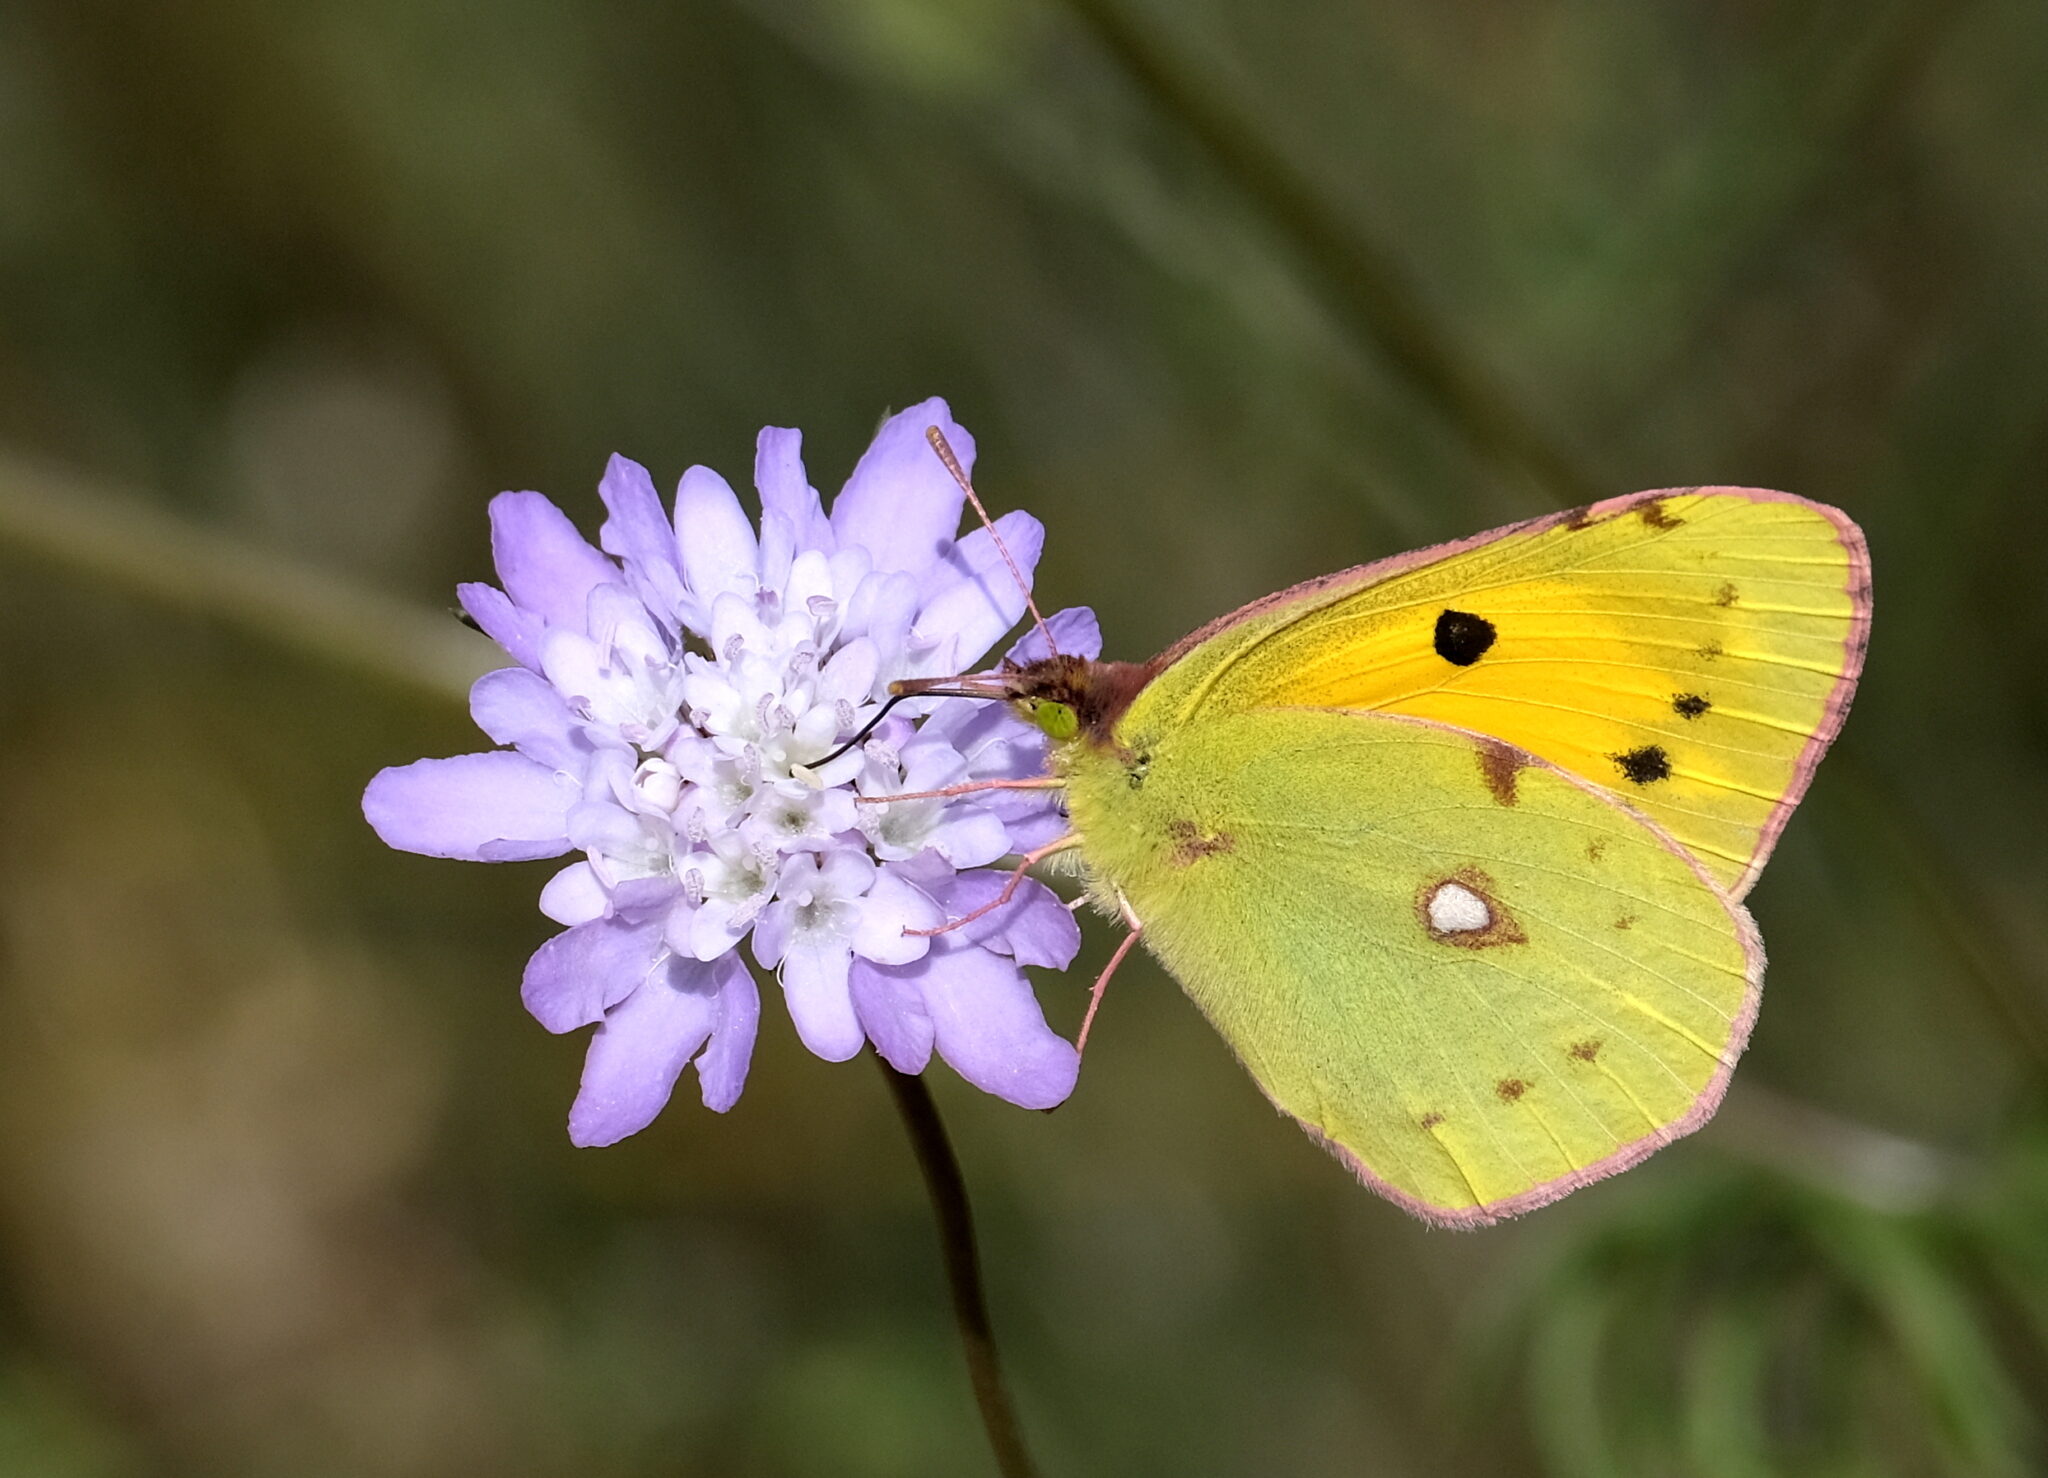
1679,1296,1778,1478
1831,752,2048,1077
1709,1080,1962,1213
1526,1267,1631,1478
1810,1205,2033,1476
0,448,494,702
1587,0,1976,413
1057,0,1600,509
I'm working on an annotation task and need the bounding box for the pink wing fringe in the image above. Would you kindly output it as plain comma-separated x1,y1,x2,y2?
1722,490,1872,899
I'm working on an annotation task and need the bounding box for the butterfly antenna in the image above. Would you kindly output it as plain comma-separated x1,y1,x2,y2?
807,676,1011,770
809,692,913,769
926,425,1059,657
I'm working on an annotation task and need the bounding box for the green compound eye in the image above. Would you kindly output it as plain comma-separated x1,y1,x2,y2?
1032,700,1080,741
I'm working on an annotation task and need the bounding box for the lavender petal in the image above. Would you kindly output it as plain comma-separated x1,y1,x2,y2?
470,667,585,772
850,959,935,1074
566,952,724,1146
458,582,548,672
675,465,759,609
911,511,1045,663
695,957,760,1112
926,807,1013,870
1007,605,1103,665
539,861,609,926
938,871,1081,968
998,808,1073,854
756,509,796,601
363,752,575,862
919,942,1079,1109
488,491,620,631
521,915,664,1034
780,941,864,1060
850,869,941,965
755,427,831,550
598,454,687,615
830,398,971,576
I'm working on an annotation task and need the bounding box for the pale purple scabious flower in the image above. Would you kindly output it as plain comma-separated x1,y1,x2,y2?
364,399,1099,1144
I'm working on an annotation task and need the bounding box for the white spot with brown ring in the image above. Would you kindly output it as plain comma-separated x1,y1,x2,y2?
1415,869,1527,949
1426,880,1492,934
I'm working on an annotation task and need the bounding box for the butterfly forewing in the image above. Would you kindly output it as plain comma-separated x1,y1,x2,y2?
1126,489,1869,896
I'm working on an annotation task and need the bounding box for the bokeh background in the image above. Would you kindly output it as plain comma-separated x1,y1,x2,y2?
2,0,2046,1473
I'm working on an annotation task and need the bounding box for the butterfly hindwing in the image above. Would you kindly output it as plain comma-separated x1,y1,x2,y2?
1126,489,1869,896
1061,706,1761,1224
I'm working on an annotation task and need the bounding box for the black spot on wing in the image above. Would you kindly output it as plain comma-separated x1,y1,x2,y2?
1433,609,1496,666
1673,693,1711,719
1614,745,1672,785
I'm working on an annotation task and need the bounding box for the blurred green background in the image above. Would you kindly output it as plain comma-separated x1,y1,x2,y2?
2,0,2046,1474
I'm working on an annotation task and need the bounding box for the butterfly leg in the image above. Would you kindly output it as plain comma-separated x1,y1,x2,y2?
905,834,1081,938
1076,891,1143,1057
855,777,1064,805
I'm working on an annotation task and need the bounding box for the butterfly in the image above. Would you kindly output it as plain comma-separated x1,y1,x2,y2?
882,452,1871,1227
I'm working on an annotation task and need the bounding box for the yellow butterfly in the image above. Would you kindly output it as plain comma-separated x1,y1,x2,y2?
898,471,1870,1226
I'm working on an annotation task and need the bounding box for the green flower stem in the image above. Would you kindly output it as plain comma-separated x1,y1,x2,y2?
876,1056,1041,1478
